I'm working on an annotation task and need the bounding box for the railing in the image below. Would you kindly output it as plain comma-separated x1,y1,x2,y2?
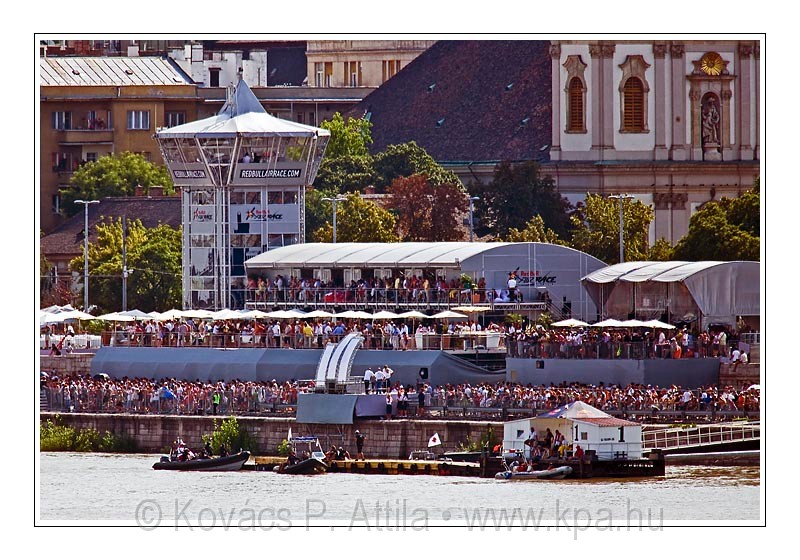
51,332,729,363
39,385,760,422
243,287,549,310
642,422,760,450
40,386,299,417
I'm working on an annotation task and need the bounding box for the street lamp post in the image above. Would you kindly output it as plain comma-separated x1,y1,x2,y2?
321,196,347,243
468,196,480,242
74,199,99,311
608,194,635,263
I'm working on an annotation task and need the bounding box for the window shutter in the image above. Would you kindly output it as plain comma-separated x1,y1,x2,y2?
623,78,644,131
568,77,584,131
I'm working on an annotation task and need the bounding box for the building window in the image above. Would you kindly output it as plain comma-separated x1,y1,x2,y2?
166,111,186,128
562,55,588,134
209,68,221,87
567,77,586,132
308,111,315,126
127,110,150,130
314,62,332,87
85,152,98,162
296,112,304,124
622,78,645,131
382,59,401,82
52,193,61,214
345,61,361,87
51,152,74,172
618,54,651,133
52,111,72,130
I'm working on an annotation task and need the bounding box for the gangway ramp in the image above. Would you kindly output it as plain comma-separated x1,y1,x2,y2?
643,421,760,454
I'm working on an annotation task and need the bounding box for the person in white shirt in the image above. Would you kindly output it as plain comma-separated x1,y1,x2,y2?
363,368,373,394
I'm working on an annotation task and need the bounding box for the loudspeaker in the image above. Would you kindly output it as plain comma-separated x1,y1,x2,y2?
418,367,429,379
535,360,545,369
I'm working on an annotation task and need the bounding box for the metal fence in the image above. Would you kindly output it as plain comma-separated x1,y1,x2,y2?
40,386,759,423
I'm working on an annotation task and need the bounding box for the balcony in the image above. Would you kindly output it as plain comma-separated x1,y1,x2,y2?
56,127,114,145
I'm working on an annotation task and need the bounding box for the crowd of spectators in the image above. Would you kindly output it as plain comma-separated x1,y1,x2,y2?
40,374,313,416
244,273,552,306
79,314,749,366
41,374,759,417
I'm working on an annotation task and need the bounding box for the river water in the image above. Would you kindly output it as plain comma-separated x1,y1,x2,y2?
38,453,760,527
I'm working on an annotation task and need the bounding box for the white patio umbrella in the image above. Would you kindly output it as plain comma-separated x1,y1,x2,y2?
118,309,154,320
153,308,185,321
303,310,335,319
40,309,95,324
180,309,216,319
241,309,271,320
371,310,400,320
452,305,491,313
94,312,137,322
397,310,429,319
430,310,468,320
642,319,677,330
212,308,249,321
336,310,373,320
266,309,307,319
591,318,626,328
551,318,590,328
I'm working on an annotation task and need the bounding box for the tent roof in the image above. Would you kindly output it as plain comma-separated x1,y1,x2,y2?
245,242,515,269
155,78,329,139
536,400,613,420
581,261,732,283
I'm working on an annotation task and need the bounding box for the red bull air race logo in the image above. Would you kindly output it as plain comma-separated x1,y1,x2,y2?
192,208,213,222
516,270,557,285
245,208,283,221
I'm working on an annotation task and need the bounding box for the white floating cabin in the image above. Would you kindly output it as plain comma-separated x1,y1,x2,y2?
503,401,642,460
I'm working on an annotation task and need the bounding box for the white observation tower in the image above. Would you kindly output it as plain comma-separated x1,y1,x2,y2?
155,78,329,310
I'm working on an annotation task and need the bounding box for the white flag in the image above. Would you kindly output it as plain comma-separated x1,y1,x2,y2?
288,427,292,442
428,433,441,447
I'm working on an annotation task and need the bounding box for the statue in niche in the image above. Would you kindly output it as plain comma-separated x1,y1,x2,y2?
702,97,720,145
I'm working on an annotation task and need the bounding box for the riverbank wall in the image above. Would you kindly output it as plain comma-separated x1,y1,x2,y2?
39,412,502,457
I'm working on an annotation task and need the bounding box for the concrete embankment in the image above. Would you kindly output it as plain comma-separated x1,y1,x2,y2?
39,413,502,458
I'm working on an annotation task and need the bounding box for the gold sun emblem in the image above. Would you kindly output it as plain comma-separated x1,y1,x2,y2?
700,52,725,76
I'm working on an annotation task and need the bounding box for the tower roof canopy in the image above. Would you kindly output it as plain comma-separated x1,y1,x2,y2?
156,78,330,139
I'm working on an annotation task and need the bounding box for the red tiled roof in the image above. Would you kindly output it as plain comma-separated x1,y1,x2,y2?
347,40,552,163
41,196,181,258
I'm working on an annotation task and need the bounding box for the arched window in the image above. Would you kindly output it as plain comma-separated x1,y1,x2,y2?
567,77,585,132
622,77,645,132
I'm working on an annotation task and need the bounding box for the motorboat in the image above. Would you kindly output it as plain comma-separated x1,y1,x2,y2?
153,450,250,472
495,465,573,480
274,436,328,475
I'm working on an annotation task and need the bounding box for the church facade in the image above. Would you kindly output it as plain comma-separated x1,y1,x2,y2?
547,39,760,243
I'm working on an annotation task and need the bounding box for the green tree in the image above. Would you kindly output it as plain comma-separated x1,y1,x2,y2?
60,152,173,218
313,193,399,243
389,174,468,241
470,161,573,240
672,184,760,261
313,154,375,194
648,238,674,261
320,112,373,159
569,194,654,264
504,214,564,245
69,217,182,313
373,141,462,192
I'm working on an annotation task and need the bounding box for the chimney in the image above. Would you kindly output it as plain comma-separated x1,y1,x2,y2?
364,185,376,195
135,185,144,197
149,186,164,197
